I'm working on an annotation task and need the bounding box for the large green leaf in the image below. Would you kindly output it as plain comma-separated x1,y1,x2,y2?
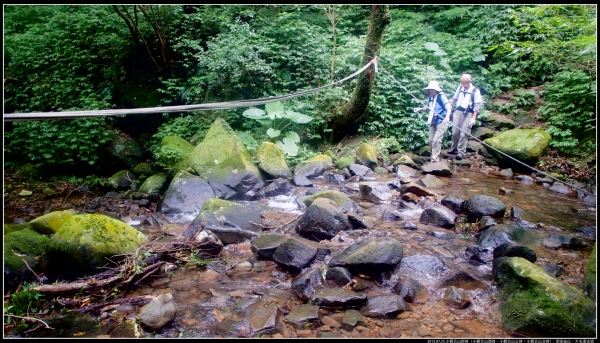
285,111,313,123
285,131,300,143
472,54,486,62
424,42,439,51
433,50,447,56
265,101,285,118
266,128,281,138
242,108,267,120
277,137,299,156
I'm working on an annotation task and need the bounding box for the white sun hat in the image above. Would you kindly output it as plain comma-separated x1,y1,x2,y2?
423,80,442,93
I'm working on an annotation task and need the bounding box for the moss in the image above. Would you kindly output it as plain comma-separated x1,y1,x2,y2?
30,210,75,235
583,243,596,301
335,156,356,169
47,214,148,273
256,141,291,179
199,198,241,215
160,136,195,174
303,189,353,209
355,143,378,166
4,222,31,236
140,173,168,195
4,228,49,271
483,129,551,162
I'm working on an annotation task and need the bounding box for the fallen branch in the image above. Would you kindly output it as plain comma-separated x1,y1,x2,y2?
76,295,155,314
3,314,54,331
31,274,122,295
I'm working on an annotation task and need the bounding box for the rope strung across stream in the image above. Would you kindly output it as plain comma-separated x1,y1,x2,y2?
3,55,594,198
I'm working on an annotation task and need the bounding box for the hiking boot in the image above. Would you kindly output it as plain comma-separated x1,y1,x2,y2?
455,153,464,160
447,149,458,154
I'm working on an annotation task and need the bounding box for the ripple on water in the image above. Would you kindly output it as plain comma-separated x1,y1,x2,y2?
265,195,302,214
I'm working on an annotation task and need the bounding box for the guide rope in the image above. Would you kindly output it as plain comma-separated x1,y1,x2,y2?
377,62,596,198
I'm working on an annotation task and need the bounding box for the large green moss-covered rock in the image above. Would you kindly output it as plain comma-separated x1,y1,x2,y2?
303,189,362,215
4,228,49,291
483,129,551,168
107,170,137,189
256,141,292,180
493,257,596,337
356,143,378,168
4,222,31,236
583,243,596,301
294,154,334,178
140,173,169,198
188,118,264,200
46,214,148,280
107,133,144,169
158,136,195,175
335,155,356,169
30,210,76,235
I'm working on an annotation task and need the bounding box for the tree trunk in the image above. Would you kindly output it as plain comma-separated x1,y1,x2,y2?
326,5,390,143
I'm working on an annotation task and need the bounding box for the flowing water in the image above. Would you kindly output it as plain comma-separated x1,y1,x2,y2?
6,164,596,338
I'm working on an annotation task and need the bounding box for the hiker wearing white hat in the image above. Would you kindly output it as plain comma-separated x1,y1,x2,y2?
413,80,452,163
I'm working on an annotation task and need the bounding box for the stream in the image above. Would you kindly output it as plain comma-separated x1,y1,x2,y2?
4,162,597,338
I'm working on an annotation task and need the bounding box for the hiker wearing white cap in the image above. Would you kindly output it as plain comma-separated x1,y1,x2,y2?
448,74,484,160
413,80,452,163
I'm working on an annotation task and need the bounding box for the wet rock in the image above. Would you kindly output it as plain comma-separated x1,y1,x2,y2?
509,206,526,220
443,286,471,309
393,277,429,303
462,194,506,222
158,170,215,220
294,154,334,179
493,243,536,263
291,268,326,301
296,198,353,241
477,216,496,231
256,142,292,180
341,309,366,331
540,264,566,277
328,236,404,277
493,256,596,337
347,212,370,230
515,175,534,183
359,182,393,203
400,183,435,197
326,267,353,287
420,162,453,177
29,210,75,235
498,168,513,178
404,221,418,231
272,236,331,272
251,234,287,260
302,189,362,215
471,126,495,140
382,209,404,222
575,226,596,240
215,319,252,338
392,155,419,169
400,193,421,204
438,271,488,291
467,140,482,153
400,254,449,278
325,172,346,185
309,288,367,310
254,179,294,199
548,183,577,197
355,143,378,169
107,170,136,189
189,230,223,256
419,206,456,229
284,304,320,329
535,177,554,184
542,234,584,250
186,198,261,245
348,164,374,177
292,174,313,187
417,174,446,189
374,166,388,174
4,228,49,292
360,294,410,317
245,305,286,336
465,246,494,265
426,230,454,240
139,293,177,331
395,164,418,179
139,173,168,199
583,243,596,301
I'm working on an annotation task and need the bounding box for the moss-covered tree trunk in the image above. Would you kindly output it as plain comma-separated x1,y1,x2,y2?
326,5,390,143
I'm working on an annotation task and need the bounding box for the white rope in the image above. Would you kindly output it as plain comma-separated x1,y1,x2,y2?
4,58,377,122
377,62,596,198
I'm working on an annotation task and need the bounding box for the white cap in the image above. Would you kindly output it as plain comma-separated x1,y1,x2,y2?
423,80,442,93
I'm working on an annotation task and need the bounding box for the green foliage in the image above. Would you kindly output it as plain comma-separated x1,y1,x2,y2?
538,70,596,156
242,101,313,156
4,118,114,168
4,282,44,322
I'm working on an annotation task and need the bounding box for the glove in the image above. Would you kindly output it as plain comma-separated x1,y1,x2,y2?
413,107,421,113
469,118,476,127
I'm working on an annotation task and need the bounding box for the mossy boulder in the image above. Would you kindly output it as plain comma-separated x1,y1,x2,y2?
188,118,265,200
480,114,516,131
493,257,596,337
4,228,50,291
256,142,292,180
107,170,137,189
158,170,215,218
335,155,356,169
355,143,378,168
392,155,418,169
294,154,334,178
107,133,145,169
139,173,169,198
483,129,551,169
303,189,362,215
471,127,496,140
583,243,596,301
158,136,195,176
46,214,148,280
4,222,31,236
30,210,76,235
